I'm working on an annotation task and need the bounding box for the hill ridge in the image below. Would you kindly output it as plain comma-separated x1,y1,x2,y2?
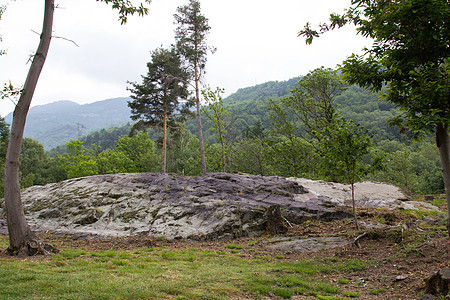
4,97,132,150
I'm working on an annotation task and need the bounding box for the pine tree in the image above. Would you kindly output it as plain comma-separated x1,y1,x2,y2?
174,0,214,175
128,47,192,173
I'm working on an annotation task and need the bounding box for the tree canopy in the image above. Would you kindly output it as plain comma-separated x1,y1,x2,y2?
299,0,450,235
128,47,192,173
300,0,449,135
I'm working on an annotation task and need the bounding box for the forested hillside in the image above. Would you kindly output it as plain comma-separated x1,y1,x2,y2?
4,98,132,150
194,77,404,144
3,77,402,151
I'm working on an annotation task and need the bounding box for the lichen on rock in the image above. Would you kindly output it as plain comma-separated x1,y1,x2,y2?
0,173,438,241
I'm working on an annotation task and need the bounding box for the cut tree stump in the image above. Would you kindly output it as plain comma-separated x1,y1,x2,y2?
425,268,450,297
266,205,288,235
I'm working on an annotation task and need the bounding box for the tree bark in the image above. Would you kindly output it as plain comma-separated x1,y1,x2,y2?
4,0,54,255
351,183,359,230
194,60,207,175
435,124,450,236
220,136,226,173
217,117,226,172
162,87,167,173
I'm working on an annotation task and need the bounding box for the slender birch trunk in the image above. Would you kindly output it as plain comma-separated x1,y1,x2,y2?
351,183,359,230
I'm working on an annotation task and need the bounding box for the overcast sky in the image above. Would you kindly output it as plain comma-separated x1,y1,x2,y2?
0,0,370,117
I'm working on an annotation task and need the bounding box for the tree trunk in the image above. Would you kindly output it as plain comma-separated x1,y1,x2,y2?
220,138,226,173
3,0,54,255
162,89,167,173
351,183,359,230
194,62,207,175
218,118,226,172
436,124,450,236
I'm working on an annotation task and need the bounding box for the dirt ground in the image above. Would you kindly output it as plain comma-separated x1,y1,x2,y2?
1,208,449,299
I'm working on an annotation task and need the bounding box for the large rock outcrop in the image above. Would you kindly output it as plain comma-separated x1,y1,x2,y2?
0,173,437,240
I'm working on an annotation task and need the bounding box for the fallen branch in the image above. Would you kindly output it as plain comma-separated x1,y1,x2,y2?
282,216,293,228
353,232,368,248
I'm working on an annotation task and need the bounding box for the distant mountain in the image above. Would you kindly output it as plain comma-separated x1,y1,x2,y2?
4,98,132,150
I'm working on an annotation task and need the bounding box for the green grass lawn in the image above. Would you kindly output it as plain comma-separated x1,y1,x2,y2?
0,240,368,300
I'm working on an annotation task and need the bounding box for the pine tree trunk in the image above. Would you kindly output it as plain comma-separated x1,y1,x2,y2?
436,124,450,236
162,95,167,174
194,62,207,175
4,0,54,255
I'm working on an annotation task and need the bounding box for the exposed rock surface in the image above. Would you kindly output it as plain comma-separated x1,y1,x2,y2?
0,173,439,241
265,236,349,253
287,178,439,210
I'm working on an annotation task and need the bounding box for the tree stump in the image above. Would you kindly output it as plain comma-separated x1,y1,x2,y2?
425,268,450,297
424,195,434,202
266,205,288,235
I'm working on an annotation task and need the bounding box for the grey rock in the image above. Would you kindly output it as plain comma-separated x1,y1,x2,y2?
422,214,448,226
266,237,349,253
0,173,436,241
395,274,409,281
0,173,351,240
0,218,7,235
287,178,440,211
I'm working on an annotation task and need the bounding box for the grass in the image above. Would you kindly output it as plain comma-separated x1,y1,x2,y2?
368,288,385,295
0,238,369,300
224,243,243,249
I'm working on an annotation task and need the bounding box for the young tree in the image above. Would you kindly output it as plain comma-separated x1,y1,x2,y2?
174,0,214,175
299,0,450,235
128,47,191,173
166,123,201,175
57,140,98,179
268,99,310,177
115,132,160,173
281,67,346,141
316,117,382,230
96,149,136,174
201,87,230,172
3,0,150,255
234,120,272,176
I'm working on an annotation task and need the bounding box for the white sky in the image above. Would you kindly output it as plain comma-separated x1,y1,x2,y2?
0,0,370,117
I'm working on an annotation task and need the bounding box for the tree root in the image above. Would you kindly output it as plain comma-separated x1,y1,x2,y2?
8,239,59,257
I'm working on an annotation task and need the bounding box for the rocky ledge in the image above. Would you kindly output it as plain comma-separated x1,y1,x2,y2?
0,173,440,241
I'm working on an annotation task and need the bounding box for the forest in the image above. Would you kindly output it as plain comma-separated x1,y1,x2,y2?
0,69,443,198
